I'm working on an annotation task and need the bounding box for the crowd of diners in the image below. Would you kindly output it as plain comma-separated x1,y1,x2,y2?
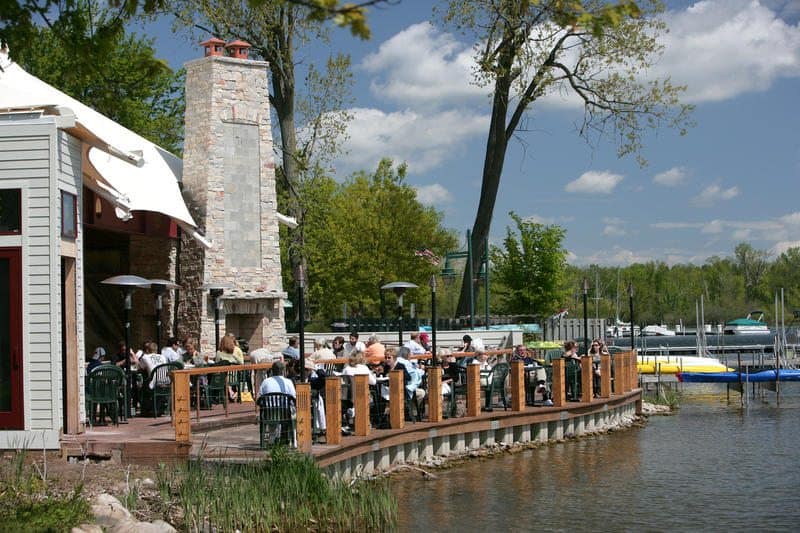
86,329,613,427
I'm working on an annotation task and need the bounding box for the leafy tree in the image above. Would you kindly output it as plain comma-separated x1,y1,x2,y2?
766,247,800,310
3,1,185,153
437,0,693,316
297,159,458,322
491,212,568,317
733,242,771,305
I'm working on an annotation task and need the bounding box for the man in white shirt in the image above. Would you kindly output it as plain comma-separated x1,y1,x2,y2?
343,331,366,357
404,332,427,355
161,337,182,363
258,361,296,399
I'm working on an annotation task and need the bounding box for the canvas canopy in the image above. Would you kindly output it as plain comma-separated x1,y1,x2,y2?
0,49,209,248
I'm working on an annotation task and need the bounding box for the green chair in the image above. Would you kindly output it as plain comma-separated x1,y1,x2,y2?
203,363,229,409
447,366,468,418
543,349,563,365
482,362,510,411
146,361,183,417
257,392,296,448
86,365,125,427
565,360,581,400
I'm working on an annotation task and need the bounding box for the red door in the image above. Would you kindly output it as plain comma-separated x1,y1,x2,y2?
0,248,23,429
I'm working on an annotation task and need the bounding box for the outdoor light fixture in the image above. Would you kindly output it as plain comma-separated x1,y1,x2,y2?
381,281,419,347
148,279,180,351
583,278,590,356
627,282,635,351
296,264,307,382
429,274,438,363
101,274,151,419
203,281,233,351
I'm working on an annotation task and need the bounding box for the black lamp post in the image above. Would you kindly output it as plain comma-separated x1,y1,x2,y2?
429,274,437,363
204,282,233,352
101,274,150,419
583,278,590,356
148,279,180,351
297,264,307,382
628,282,635,351
381,281,419,347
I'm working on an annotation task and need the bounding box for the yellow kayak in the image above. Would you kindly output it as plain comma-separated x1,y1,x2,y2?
637,355,731,374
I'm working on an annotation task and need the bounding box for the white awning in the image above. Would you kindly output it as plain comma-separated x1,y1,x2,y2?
0,50,209,248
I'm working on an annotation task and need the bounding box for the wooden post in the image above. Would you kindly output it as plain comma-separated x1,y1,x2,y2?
552,358,566,407
510,360,525,411
173,372,191,443
353,374,370,436
325,377,341,445
296,383,312,452
581,356,594,403
427,367,443,422
600,354,612,398
390,369,405,429
617,354,627,393
466,364,481,417
622,353,631,392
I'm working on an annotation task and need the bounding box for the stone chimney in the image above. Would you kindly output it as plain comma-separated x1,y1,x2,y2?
180,44,286,354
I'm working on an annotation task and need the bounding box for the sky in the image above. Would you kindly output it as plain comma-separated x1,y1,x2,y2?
138,0,800,267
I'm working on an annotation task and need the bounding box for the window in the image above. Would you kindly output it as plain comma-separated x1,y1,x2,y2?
0,189,21,234
61,191,77,239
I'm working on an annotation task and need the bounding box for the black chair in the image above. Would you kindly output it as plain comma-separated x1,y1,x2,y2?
482,362,510,411
86,365,125,426
257,392,296,448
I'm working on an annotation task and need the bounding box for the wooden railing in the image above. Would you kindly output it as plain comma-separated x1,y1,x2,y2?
170,350,639,450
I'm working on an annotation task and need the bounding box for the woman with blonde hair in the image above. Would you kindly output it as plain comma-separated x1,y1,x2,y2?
216,334,243,364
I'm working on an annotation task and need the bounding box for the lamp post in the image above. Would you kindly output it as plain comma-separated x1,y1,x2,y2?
628,282,635,351
296,264,307,382
203,282,233,352
583,278,590,356
148,279,180,351
381,281,419,347
429,274,437,363
101,275,151,419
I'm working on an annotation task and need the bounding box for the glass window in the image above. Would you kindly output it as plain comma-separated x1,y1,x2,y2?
61,191,77,239
0,189,21,234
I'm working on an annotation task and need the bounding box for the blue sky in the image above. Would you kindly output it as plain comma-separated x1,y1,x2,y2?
139,0,800,266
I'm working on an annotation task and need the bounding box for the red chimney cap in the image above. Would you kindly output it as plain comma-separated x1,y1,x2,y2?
225,39,251,60
200,37,226,57
225,39,251,48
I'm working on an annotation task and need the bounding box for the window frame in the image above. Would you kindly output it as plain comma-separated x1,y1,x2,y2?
61,190,77,239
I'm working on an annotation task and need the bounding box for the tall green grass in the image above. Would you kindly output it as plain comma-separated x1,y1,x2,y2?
155,447,397,531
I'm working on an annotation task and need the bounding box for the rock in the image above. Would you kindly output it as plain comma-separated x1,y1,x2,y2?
109,519,177,533
92,493,131,527
72,525,103,533
141,477,156,489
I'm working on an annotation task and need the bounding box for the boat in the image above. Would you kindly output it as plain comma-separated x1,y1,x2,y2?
606,320,640,338
638,355,730,374
723,311,769,335
641,324,676,336
677,368,800,383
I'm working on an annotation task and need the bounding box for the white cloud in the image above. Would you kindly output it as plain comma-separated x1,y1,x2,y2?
653,166,688,186
780,212,800,225
337,107,488,174
415,183,453,206
772,240,800,255
690,183,740,207
656,1,800,103
701,219,725,234
522,214,556,225
651,221,704,229
565,171,624,194
603,224,626,237
572,245,718,266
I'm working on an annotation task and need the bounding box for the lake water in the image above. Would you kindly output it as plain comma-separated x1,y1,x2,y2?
395,384,800,531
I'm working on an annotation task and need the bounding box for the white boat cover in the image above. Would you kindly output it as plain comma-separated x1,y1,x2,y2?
0,49,207,246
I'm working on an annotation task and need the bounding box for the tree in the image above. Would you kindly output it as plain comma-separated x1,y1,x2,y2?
766,247,800,308
491,212,568,316
297,159,458,322
733,242,770,305
439,0,693,316
2,1,185,152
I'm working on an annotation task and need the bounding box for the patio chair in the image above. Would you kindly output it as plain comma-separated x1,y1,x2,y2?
482,362,510,411
257,392,297,448
203,363,230,409
146,361,183,417
86,364,125,426
565,360,581,401
446,366,468,418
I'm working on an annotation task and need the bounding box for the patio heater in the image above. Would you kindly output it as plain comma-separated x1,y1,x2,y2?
203,282,233,352
296,264,307,382
148,279,180,351
628,282,635,351
381,281,419,347
582,278,589,356
429,274,437,364
101,274,151,419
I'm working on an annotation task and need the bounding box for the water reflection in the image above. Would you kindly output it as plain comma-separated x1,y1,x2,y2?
395,384,800,531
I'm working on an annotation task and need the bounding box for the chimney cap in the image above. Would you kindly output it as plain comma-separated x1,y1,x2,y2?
200,37,226,46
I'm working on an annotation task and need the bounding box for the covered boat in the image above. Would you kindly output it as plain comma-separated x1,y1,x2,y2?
723,311,769,335
678,369,800,383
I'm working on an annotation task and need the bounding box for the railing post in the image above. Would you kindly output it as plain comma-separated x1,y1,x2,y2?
466,364,480,417
325,377,341,445
510,360,525,411
390,369,405,429
623,353,631,392
172,371,191,443
600,354,612,398
580,356,594,403
353,374,370,436
427,367,442,422
552,358,566,407
296,383,312,452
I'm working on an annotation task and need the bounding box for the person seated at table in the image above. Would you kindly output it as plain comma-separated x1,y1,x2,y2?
534,379,553,405
183,337,202,366
404,332,427,355
310,339,336,362
461,334,485,353
391,347,426,405
437,349,458,396
216,334,244,365
419,332,432,352
364,335,385,360
343,331,366,357
138,341,166,381
511,344,536,365
331,336,346,358
341,351,377,386
161,337,182,363
281,336,301,361
112,340,138,369
562,340,581,363
258,360,296,399
87,346,106,372
469,350,492,371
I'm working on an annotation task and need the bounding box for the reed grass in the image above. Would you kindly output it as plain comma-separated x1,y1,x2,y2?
154,447,397,531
